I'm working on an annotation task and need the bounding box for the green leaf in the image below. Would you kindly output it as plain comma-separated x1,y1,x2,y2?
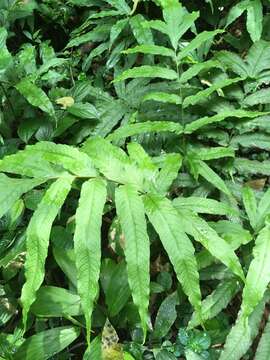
183,77,243,108
216,51,248,77
0,28,12,75
153,291,179,339
104,261,131,316
243,88,270,107
107,121,183,142
129,14,154,44
109,18,129,48
241,223,270,319
174,209,244,281
196,146,235,161
230,133,270,151
31,286,82,317
246,0,263,42
143,92,182,104
82,136,144,190
255,316,270,359
0,174,44,219
156,153,182,194
234,158,270,176
15,78,55,116
226,0,248,27
123,44,175,57
246,40,270,78
184,110,265,133
173,197,237,216
114,66,178,82
179,60,222,83
144,194,202,315
74,178,107,346
20,177,73,329
189,278,240,328
67,102,100,119
105,0,131,13
220,291,270,360
197,160,231,196
177,30,223,62
13,327,80,360
242,186,258,230
115,184,150,337
257,188,270,230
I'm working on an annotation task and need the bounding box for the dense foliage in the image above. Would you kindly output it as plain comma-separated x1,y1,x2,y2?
1,0,270,359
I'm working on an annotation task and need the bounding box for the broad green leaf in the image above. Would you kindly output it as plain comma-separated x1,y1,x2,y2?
74,178,107,346
216,51,248,77
173,197,237,216
177,30,223,62
156,153,182,194
230,133,270,151
0,174,44,219
31,286,82,317
257,188,270,230
242,186,258,230
246,40,270,78
197,161,231,196
153,291,179,339
183,77,243,108
226,0,249,27
243,88,270,107
255,317,270,359
15,78,55,116
83,336,102,359
144,194,202,315
67,102,100,119
196,147,234,161
123,44,175,57
161,1,199,50
179,60,222,83
146,19,168,35
13,326,80,360
241,223,270,319
220,291,270,360
105,0,131,13
114,66,178,82
110,18,129,48
107,121,183,142
189,278,240,328
0,142,96,177
0,28,12,75
234,158,270,176
66,24,111,48
246,0,263,42
105,261,131,316
115,184,150,337
143,92,182,104
129,14,154,44
184,110,265,133
82,136,144,189
175,209,244,281
27,141,97,177
21,177,73,329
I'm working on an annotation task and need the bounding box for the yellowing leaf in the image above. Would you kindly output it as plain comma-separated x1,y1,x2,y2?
56,96,75,109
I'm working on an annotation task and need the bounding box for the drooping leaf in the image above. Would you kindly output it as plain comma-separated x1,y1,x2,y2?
123,44,175,57
179,60,222,83
67,102,100,119
115,184,150,337
189,278,240,328
114,65,178,82
15,78,55,116
20,177,73,329
242,186,258,230
0,175,45,219
13,327,80,360
174,209,244,281
156,153,182,194
107,121,183,142
177,30,223,62
129,14,154,44
143,92,182,104
241,223,270,319
255,316,270,359
74,178,107,346
183,77,243,108
31,286,82,317
184,110,265,133
144,194,202,316
220,291,270,360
